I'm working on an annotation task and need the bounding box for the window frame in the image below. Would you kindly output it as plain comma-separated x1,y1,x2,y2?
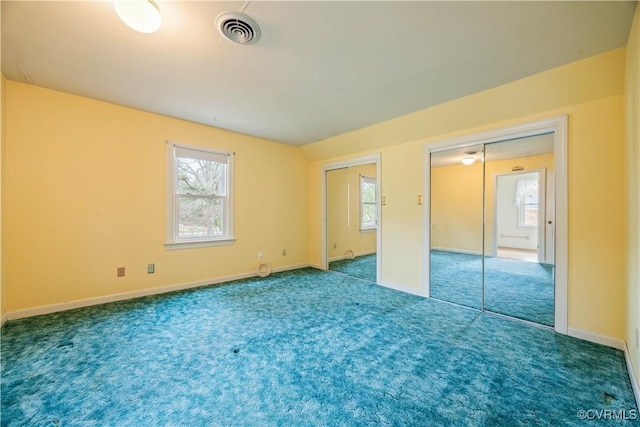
516,177,538,228
360,175,377,232
165,141,235,250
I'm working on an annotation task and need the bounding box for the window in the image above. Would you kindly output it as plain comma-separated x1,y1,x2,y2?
166,143,234,248
360,175,377,231
515,177,538,228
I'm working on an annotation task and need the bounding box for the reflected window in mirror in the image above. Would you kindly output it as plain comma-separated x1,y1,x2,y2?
360,175,377,231
516,177,539,228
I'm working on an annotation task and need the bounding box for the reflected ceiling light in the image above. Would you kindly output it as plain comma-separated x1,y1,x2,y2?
461,156,475,166
114,0,162,34
461,150,478,165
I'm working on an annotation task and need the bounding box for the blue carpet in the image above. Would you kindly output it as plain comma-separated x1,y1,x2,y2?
430,250,554,326
2,268,637,426
329,254,377,282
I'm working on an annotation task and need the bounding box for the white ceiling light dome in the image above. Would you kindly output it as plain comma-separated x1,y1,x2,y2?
461,156,475,166
216,11,261,45
461,150,478,165
114,0,162,34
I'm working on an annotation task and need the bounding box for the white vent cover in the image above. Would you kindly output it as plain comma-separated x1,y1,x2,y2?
216,11,261,45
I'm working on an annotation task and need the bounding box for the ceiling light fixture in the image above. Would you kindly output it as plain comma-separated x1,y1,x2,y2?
114,0,162,34
461,150,478,165
461,157,475,166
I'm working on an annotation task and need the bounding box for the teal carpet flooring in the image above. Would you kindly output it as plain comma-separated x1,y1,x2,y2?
329,254,377,282
2,268,638,426
430,250,555,326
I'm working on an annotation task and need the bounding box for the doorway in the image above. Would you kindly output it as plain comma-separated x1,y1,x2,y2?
494,170,547,263
425,117,567,333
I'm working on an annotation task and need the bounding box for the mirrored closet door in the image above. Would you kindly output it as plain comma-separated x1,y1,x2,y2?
429,144,484,309
483,136,555,326
326,164,378,282
429,134,556,327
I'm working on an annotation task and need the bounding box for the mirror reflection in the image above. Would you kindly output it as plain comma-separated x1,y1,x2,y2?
327,164,377,282
429,134,555,327
483,135,555,326
430,145,484,309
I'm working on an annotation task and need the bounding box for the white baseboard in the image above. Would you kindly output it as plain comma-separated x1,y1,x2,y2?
567,327,626,351
379,281,426,297
622,341,640,408
567,328,639,406
355,249,376,257
431,247,486,256
4,263,310,322
271,263,310,274
328,250,376,262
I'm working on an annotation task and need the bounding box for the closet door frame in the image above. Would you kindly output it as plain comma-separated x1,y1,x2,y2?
423,116,568,334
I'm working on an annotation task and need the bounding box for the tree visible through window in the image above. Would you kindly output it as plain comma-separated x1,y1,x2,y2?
360,175,377,230
516,177,538,227
168,143,234,245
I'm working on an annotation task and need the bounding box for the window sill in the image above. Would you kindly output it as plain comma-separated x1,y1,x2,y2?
360,228,377,233
165,237,236,250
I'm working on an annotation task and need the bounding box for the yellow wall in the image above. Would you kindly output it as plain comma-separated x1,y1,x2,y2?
626,5,640,386
326,164,377,260
431,162,483,253
4,81,310,311
327,168,349,259
306,49,628,339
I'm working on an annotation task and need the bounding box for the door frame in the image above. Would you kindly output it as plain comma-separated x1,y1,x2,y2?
321,154,382,283
423,116,568,334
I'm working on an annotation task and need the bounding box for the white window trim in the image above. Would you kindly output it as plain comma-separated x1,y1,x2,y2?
165,141,235,250
516,177,539,228
518,203,539,228
360,175,377,231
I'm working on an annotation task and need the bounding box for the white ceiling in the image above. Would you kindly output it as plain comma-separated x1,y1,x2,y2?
2,1,637,146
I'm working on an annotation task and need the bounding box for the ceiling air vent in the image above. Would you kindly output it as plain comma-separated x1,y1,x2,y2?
216,11,261,45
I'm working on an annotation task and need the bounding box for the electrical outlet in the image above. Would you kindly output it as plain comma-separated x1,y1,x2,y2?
117,267,125,277
258,252,263,259
147,263,155,274
282,249,287,256
333,243,337,249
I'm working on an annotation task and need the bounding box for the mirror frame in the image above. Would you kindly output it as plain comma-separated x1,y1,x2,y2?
423,116,568,334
